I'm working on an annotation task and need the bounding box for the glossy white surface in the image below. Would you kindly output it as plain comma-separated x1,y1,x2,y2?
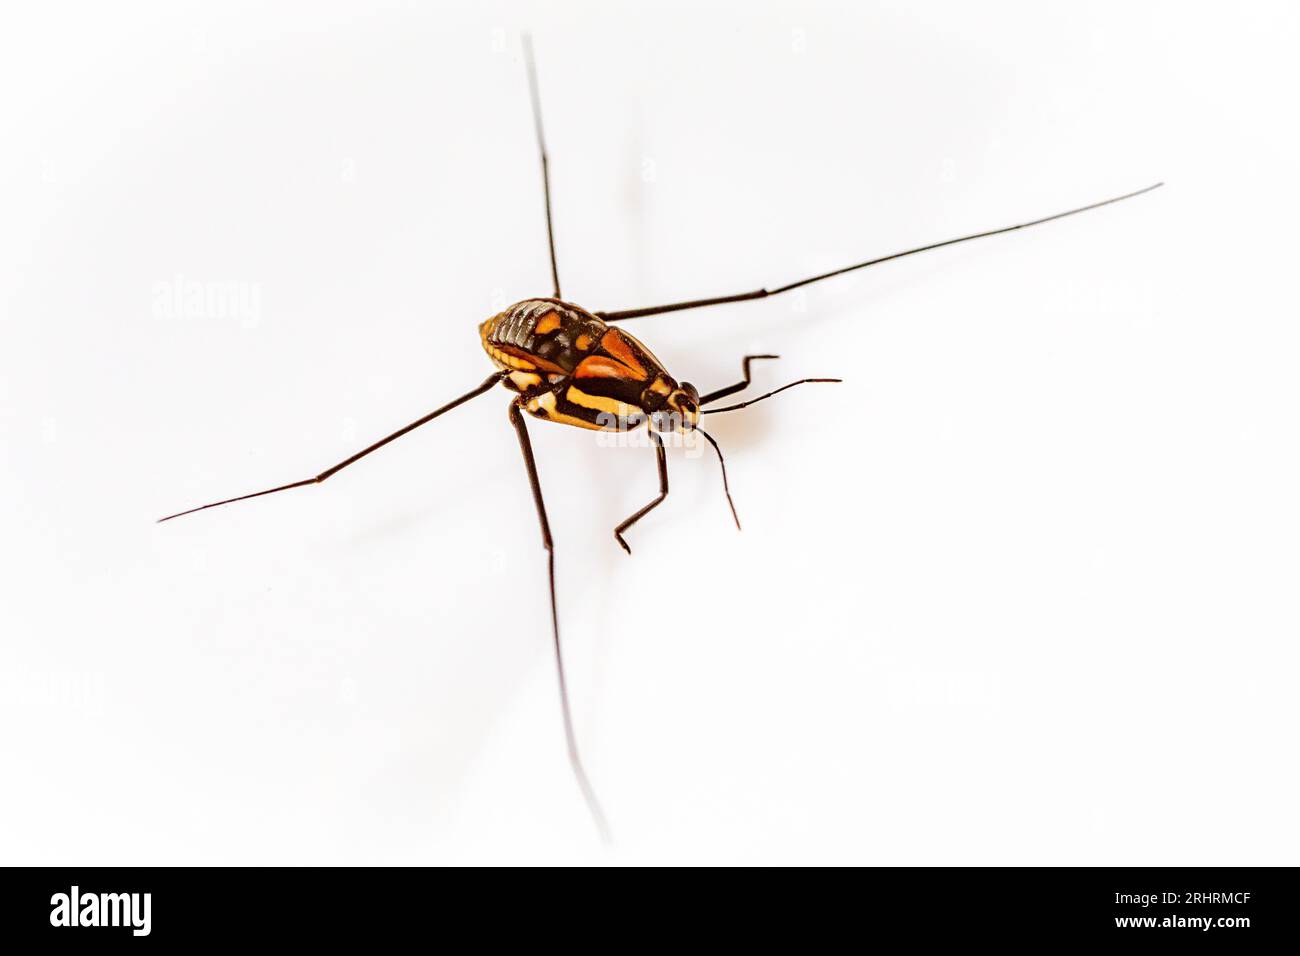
0,1,1293,865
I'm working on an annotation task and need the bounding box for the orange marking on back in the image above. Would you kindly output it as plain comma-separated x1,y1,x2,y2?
599,330,647,379
497,343,566,374
534,311,561,335
574,355,641,381
575,333,593,351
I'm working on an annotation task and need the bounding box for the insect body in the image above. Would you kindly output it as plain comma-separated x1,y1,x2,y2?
160,35,1160,842
482,297,700,432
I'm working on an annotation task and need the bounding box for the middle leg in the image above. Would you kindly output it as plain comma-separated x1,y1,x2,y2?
613,431,668,555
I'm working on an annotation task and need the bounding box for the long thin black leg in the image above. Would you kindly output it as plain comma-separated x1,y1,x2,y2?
702,378,842,416
158,372,507,523
597,183,1163,321
508,401,611,842
523,34,561,298
613,431,668,555
699,354,780,406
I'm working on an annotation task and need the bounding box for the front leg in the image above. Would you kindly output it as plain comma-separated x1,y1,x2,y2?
614,431,668,555
699,354,779,406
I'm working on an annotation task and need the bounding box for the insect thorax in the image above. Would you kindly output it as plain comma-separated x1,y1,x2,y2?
480,298,684,431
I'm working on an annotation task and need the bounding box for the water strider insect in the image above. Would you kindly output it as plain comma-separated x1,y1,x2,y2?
159,37,1161,840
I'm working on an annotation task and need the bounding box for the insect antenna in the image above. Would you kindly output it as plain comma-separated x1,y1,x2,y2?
702,378,843,415
696,427,741,531
523,34,561,298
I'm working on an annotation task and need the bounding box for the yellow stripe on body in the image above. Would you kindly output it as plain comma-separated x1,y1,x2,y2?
565,385,638,419
484,342,537,371
509,370,543,390
526,391,612,431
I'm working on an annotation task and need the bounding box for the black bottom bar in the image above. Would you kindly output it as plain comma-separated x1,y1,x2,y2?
2,866,1295,944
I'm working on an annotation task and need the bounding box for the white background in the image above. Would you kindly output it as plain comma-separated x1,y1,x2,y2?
1,1,1296,866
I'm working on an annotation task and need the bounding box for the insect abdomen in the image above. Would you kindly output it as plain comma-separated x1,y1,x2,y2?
480,298,604,375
